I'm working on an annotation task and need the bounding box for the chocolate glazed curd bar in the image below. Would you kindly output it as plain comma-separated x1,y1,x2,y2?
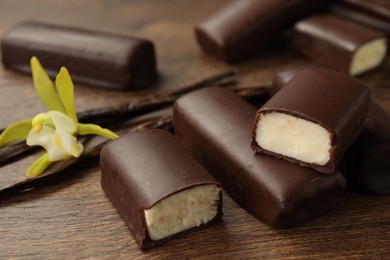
272,66,390,195
252,68,370,174
337,0,390,22
341,102,390,195
331,3,390,42
173,87,345,229
100,129,222,250
289,14,387,76
194,0,328,62
1,21,157,90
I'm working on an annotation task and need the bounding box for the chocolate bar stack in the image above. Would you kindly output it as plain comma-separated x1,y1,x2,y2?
1,0,389,252
195,0,389,76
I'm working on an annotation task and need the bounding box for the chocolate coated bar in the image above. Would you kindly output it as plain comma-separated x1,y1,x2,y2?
272,66,390,195
332,4,390,41
100,129,222,249
252,68,370,174
338,0,390,22
271,63,327,96
341,102,390,195
289,14,387,75
195,0,327,62
173,87,345,228
1,21,157,90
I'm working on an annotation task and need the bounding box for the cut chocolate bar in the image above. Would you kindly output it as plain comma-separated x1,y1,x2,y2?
272,66,390,195
1,21,157,90
194,0,328,62
173,87,345,228
252,68,370,174
289,14,387,75
100,129,222,250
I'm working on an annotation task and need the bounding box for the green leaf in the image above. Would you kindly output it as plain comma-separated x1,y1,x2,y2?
55,67,78,124
30,57,66,113
0,119,32,147
26,153,52,177
77,123,118,139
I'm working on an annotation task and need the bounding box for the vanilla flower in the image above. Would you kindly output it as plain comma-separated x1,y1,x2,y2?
0,57,118,176
27,111,83,161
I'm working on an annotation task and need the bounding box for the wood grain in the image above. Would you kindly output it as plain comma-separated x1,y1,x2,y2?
0,0,389,259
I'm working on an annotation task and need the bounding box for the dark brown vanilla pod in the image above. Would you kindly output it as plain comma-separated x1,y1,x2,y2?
1,21,157,90
194,0,328,62
173,87,345,229
289,14,387,76
252,68,370,174
331,3,390,42
100,129,222,250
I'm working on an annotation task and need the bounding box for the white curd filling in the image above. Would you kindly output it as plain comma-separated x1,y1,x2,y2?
350,38,387,76
255,112,332,165
144,184,220,241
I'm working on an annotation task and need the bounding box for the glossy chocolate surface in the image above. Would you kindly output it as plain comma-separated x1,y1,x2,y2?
173,87,346,228
341,102,390,195
253,68,370,174
272,66,390,195
195,0,327,62
339,0,390,22
1,21,157,90
271,63,328,96
289,14,386,74
332,4,390,39
100,129,222,249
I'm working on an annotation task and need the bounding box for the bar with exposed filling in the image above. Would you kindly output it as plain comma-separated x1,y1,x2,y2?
272,65,390,195
173,87,345,228
100,129,222,249
252,68,370,174
1,21,157,90
289,14,387,75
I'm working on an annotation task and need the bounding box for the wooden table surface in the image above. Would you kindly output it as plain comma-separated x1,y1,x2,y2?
0,0,389,259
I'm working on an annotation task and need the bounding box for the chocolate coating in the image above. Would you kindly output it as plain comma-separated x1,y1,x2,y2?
100,129,222,249
271,63,328,96
253,68,370,174
1,21,157,90
289,14,387,75
338,0,390,22
341,102,390,195
195,0,328,62
272,66,390,195
332,3,390,41
173,87,346,228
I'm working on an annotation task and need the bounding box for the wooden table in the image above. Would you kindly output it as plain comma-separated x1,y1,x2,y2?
0,1,389,259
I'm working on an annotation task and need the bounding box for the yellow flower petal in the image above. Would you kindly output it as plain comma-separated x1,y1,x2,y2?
48,111,77,134
55,128,83,158
27,125,81,161
30,57,66,113
77,123,118,139
31,113,52,129
0,119,32,147
55,67,78,124
26,153,52,177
